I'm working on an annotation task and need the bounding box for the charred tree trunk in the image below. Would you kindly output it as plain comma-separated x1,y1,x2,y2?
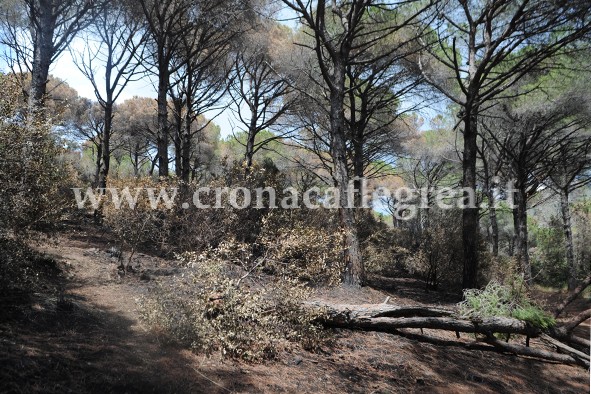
94,144,103,188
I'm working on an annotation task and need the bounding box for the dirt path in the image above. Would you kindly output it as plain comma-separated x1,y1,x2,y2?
1,227,589,394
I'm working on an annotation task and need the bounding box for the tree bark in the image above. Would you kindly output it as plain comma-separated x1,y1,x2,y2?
462,111,479,289
157,66,169,177
94,144,103,187
181,109,192,183
513,182,532,283
331,59,364,287
487,184,499,256
98,103,113,190
28,2,54,116
559,189,577,290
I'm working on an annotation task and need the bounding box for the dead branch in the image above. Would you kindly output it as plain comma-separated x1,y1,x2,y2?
553,274,591,318
484,337,589,367
540,334,590,362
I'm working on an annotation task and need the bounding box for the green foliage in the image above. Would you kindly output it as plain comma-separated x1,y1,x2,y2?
459,278,555,330
529,216,569,287
0,74,75,235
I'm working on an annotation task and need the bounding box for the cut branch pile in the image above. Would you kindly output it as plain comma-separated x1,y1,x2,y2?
308,300,590,367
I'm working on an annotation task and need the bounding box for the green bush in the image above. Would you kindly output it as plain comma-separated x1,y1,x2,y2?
459,278,555,329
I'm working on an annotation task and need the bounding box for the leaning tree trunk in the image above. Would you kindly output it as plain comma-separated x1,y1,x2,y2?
559,188,577,290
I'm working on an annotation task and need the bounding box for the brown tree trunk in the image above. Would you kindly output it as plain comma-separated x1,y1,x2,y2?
172,98,183,178
488,187,499,257
559,189,577,290
28,2,54,115
331,59,363,287
513,183,532,283
181,110,192,183
352,135,364,207
94,144,102,188
157,67,169,177
98,103,113,190
462,112,479,289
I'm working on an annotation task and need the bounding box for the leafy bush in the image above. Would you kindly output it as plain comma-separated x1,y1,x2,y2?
139,246,328,362
459,278,555,329
0,74,75,236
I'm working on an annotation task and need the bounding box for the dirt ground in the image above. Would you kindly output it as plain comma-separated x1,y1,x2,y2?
1,224,589,393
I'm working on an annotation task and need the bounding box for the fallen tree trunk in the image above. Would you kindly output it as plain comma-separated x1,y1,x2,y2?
307,302,453,321
312,302,540,337
310,302,589,367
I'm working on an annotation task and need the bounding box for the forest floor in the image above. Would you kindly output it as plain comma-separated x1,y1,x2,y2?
0,222,589,393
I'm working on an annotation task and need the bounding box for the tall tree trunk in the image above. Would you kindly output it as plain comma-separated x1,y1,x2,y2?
28,3,54,115
352,134,364,207
488,187,499,256
245,125,256,170
181,110,192,183
172,98,183,178
157,65,169,177
133,145,140,177
462,111,479,289
245,102,259,170
94,144,102,187
98,103,113,189
560,189,576,290
331,61,364,287
513,183,532,283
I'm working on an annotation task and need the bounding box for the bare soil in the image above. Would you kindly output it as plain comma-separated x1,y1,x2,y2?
1,224,589,393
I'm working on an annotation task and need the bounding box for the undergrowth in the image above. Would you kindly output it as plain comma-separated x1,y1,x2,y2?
138,240,330,362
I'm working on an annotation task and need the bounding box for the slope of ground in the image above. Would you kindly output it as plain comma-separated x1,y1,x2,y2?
0,223,589,393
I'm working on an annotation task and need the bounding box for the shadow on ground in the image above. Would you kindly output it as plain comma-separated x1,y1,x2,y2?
0,293,249,394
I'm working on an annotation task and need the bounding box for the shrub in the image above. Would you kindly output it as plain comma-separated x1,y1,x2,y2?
257,211,344,286
0,75,75,236
139,246,328,362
